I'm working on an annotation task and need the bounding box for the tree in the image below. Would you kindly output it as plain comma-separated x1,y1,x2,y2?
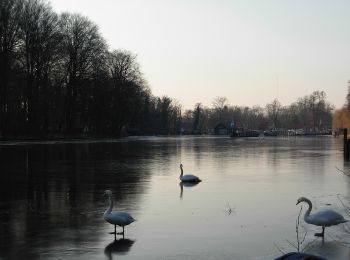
58,13,106,133
294,91,333,132
157,96,172,135
169,99,182,134
18,0,61,134
0,0,23,135
182,109,193,134
212,96,229,125
192,103,203,134
309,91,333,131
106,49,146,135
266,99,281,129
88,49,110,134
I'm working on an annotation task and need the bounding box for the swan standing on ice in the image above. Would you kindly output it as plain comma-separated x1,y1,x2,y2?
296,197,348,238
103,190,135,236
179,164,202,183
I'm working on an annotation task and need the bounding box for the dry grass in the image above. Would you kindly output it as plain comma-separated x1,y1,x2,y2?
333,108,350,130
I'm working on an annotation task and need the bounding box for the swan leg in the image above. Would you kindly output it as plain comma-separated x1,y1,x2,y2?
315,227,325,238
116,226,125,235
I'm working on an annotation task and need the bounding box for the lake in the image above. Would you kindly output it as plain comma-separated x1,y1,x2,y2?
0,136,350,259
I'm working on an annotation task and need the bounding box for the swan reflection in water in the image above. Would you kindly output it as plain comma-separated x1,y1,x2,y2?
179,181,200,198
104,238,135,260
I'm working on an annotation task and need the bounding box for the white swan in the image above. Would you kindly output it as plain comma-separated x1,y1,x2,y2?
103,190,135,236
296,197,348,238
179,164,201,183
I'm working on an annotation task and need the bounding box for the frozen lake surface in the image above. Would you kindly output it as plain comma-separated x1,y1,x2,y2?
1,136,350,259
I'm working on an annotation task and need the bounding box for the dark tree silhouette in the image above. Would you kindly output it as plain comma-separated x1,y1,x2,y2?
106,49,146,135
0,0,23,136
58,12,106,134
18,0,61,134
0,0,335,139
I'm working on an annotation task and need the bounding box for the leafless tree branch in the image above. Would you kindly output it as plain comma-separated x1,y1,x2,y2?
335,166,350,178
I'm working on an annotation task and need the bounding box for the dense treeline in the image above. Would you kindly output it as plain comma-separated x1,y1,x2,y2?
0,0,183,138
183,91,333,134
0,0,334,138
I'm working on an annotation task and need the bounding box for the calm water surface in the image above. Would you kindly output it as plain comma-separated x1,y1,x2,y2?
1,136,350,259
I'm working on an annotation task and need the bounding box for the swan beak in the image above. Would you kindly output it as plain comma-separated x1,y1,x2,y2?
296,200,300,205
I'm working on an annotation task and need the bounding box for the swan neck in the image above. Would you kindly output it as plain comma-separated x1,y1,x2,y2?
106,196,113,213
303,199,312,220
180,166,183,177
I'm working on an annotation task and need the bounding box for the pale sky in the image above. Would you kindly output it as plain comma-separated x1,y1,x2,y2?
49,0,350,110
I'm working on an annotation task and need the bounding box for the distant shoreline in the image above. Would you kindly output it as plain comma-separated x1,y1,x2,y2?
0,134,121,143
0,134,186,143
0,133,336,144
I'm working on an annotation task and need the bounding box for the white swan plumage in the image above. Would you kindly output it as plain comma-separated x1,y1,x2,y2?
103,190,135,236
296,197,348,237
179,164,201,183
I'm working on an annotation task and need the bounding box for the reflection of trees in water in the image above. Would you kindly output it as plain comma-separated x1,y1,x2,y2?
104,238,135,260
0,141,160,259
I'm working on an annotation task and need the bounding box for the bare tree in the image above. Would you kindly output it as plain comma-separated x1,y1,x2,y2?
310,90,333,131
212,96,229,111
107,50,143,86
266,99,281,129
170,99,182,134
294,91,333,132
106,49,146,134
212,96,229,124
192,103,203,134
58,12,106,133
18,0,62,134
0,0,23,135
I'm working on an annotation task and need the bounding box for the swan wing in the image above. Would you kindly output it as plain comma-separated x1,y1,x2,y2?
308,209,347,226
181,174,201,182
105,211,135,226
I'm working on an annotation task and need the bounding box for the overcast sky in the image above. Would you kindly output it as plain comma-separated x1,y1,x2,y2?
50,0,350,109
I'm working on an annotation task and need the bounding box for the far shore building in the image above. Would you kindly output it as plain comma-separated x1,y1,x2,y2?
214,123,229,135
